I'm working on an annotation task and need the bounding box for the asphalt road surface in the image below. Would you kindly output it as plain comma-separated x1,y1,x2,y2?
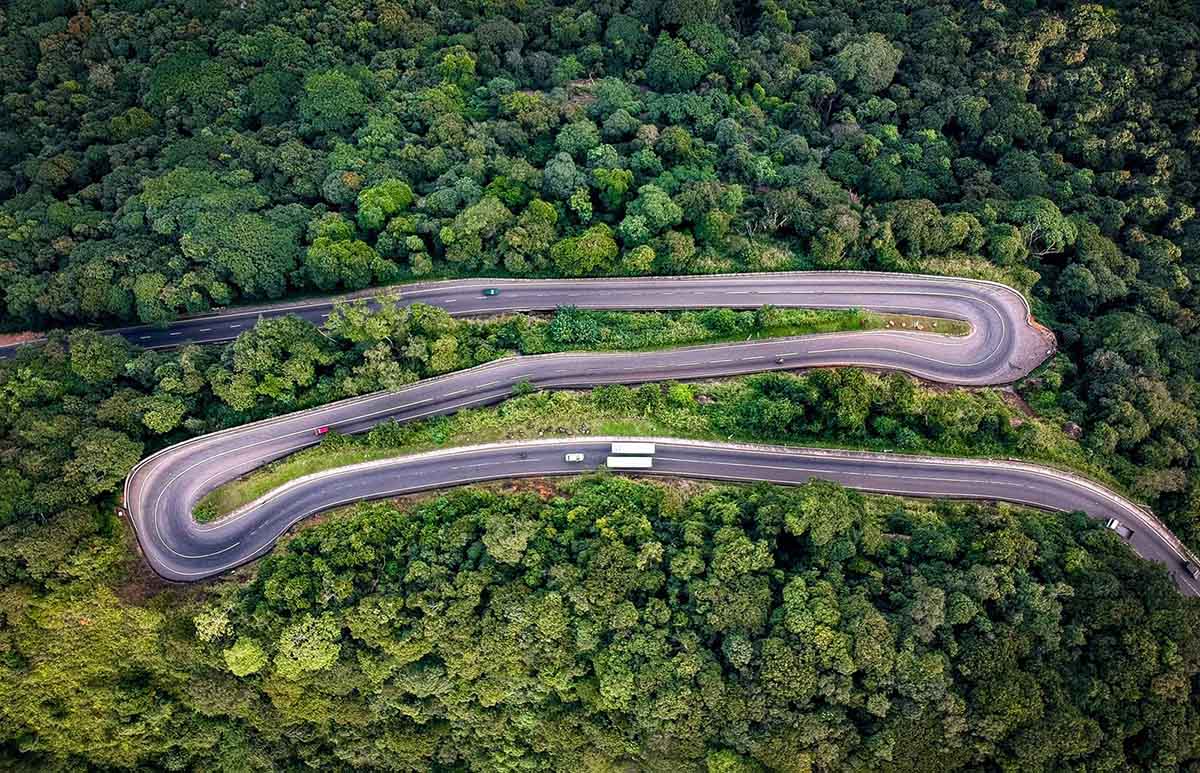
119,272,1197,592
127,435,1200,595
4,272,1056,383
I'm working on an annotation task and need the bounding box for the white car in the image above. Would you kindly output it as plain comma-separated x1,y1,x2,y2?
564,453,585,463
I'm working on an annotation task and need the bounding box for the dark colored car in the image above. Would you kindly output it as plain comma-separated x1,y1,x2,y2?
482,288,500,296
1184,561,1200,581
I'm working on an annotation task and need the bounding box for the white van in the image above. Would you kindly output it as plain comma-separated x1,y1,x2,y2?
1105,518,1133,539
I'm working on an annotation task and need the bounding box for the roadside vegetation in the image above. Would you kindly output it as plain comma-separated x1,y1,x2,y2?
0,300,960,527
195,369,1104,523
516,304,968,352
3,0,1197,557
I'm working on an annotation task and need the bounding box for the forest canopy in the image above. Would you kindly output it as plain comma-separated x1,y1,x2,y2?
5,477,1200,770
2,0,1200,768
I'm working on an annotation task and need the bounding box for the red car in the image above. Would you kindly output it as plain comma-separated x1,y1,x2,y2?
313,426,329,437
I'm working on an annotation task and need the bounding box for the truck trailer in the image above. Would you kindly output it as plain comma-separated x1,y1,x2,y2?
606,456,654,469
610,442,656,456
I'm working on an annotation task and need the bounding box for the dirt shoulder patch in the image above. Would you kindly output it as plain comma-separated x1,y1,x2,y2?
0,331,43,347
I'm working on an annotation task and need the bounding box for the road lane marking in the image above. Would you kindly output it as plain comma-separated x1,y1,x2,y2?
122,272,1053,575
170,439,1191,590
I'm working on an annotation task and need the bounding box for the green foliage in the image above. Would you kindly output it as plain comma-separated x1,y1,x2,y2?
184,209,304,298
209,316,337,411
646,33,708,92
144,50,230,118
832,33,903,94
304,213,394,291
3,0,1200,763
551,223,619,275
64,477,1193,770
437,45,477,90
627,183,684,232
300,69,368,134
556,120,601,157
441,196,514,269
355,179,414,232
68,329,128,384
500,199,558,273
273,614,342,680
64,428,143,497
108,107,156,141
223,637,267,676
542,152,584,200
135,168,267,237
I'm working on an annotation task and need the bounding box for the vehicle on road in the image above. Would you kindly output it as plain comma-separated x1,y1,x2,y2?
313,426,329,436
1106,518,1134,539
775,356,785,364
1184,561,1200,581
564,453,585,462
607,456,653,469
611,442,656,455
481,288,500,296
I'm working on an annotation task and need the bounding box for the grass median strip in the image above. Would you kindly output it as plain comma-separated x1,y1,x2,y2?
194,368,1110,524
507,306,969,353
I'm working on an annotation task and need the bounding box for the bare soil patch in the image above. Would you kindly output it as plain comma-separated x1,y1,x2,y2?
0,331,42,347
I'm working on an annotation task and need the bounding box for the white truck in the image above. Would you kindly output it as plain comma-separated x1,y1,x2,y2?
611,442,656,455
606,456,654,469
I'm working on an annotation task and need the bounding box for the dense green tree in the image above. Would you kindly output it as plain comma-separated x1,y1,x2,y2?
551,223,619,275
441,196,514,269
627,183,683,233
355,179,414,232
299,69,369,134
17,476,1172,770
208,315,337,411
184,209,305,299
645,34,708,92
833,33,903,95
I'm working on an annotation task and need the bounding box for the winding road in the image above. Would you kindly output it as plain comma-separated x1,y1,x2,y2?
117,272,1198,593
132,437,1200,595
8,272,1054,383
